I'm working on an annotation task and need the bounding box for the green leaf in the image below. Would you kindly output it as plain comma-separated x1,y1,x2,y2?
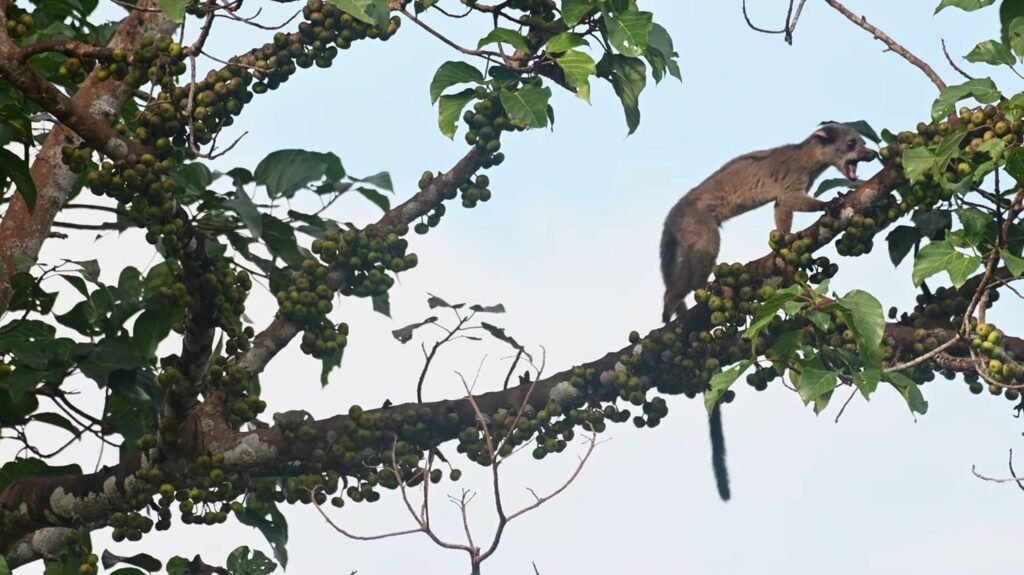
795,356,837,412
556,50,597,103
0,556,10,575
1005,146,1024,182
328,0,390,28
29,412,80,437
355,187,391,212
414,0,438,13
562,0,594,26
0,148,36,211
825,119,881,143
477,28,529,53
437,88,475,139
644,22,681,82
912,240,983,288
902,147,937,184
226,546,278,575
261,215,307,268
499,85,553,129
429,61,483,104
320,348,343,387
225,191,263,238
886,225,921,266
165,557,189,575
912,209,953,240
836,290,885,366
469,303,505,313
157,0,188,22
372,293,390,317
931,78,1001,121
854,367,881,399
814,177,859,198
956,206,991,246
546,32,588,53
746,284,802,340
884,372,929,415
101,550,162,572
1009,16,1024,57
392,317,438,343
1001,0,1024,50
254,150,345,199
133,309,172,358
704,360,751,413
353,171,393,193
169,161,213,197
480,321,530,357
964,39,1016,65
935,0,996,13
603,11,653,57
234,503,288,569
1000,248,1024,276
597,54,647,135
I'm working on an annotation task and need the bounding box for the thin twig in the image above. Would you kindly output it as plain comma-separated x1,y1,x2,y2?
940,38,974,81
741,0,787,35
884,334,961,373
785,0,808,44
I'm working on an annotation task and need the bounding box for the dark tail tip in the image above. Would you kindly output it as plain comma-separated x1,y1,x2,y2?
709,405,731,502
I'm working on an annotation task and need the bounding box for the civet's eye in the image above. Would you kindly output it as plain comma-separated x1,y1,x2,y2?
846,139,857,150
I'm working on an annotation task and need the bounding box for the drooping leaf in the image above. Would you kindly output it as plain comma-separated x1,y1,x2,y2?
1005,146,1024,182
597,54,646,135
427,294,463,309
0,148,36,210
372,292,390,317
429,61,483,104
884,372,929,415
225,191,263,238
795,356,837,412
468,303,505,313
480,322,530,357
814,178,859,198
836,290,885,367
556,50,597,103
253,150,345,199
956,206,992,246
704,360,751,413
912,209,953,240
1001,1,1024,52
437,88,475,139
1000,248,1024,276
644,23,681,82
886,225,921,266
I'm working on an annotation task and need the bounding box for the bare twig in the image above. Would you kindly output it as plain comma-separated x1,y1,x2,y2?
823,0,947,92
940,38,974,81
785,0,808,44
741,0,788,35
884,334,962,373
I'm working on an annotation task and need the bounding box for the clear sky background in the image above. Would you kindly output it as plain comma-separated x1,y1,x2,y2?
7,2,1024,574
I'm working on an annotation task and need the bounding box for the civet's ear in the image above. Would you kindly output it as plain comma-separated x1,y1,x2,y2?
811,126,835,144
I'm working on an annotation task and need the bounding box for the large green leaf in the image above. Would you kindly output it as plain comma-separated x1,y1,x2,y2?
477,28,529,53
964,39,1016,65
836,290,884,367
429,61,483,104
437,88,475,139
931,78,1001,121
886,225,920,266
253,150,345,199
603,11,653,57
499,85,552,129
911,240,982,288
1001,1,1024,51
226,547,277,575
562,0,594,26
597,54,646,135
884,372,928,415
644,23,681,82
934,0,996,13
225,191,263,238
795,356,837,413
556,50,597,103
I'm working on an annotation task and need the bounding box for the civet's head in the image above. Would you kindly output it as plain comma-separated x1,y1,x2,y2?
808,123,878,180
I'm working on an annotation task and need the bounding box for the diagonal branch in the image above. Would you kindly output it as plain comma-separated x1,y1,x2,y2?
823,0,947,92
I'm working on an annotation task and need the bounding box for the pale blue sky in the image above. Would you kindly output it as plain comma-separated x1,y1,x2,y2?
12,2,1024,574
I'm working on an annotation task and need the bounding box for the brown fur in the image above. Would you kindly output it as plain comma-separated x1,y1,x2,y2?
660,123,876,323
